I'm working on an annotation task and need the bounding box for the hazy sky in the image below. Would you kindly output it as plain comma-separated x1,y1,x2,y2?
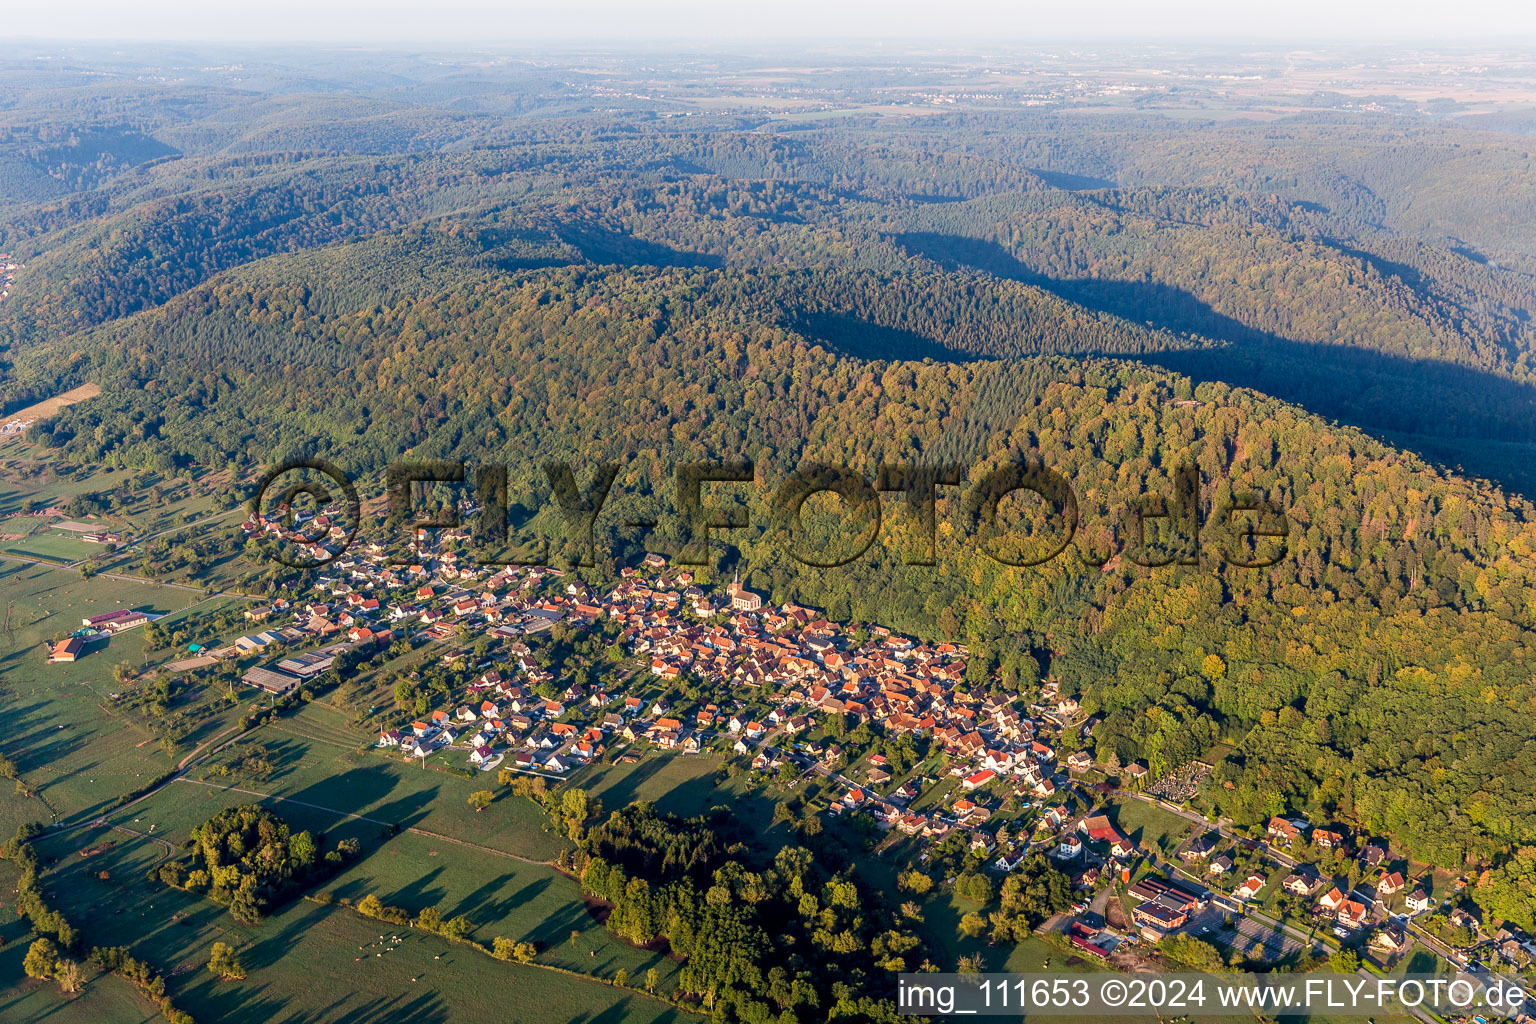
7,0,1534,45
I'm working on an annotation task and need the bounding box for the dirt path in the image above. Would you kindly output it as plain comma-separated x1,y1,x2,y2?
177,720,248,770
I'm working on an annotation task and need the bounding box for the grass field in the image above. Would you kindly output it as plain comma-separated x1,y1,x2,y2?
567,752,723,816
16,831,690,1024
0,457,223,528
0,949,160,1024
172,703,569,862
0,562,229,835
172,898,690,1024
0,527,102,564
0,560,201,668
563,751,787,846
0,878,160,1024
1107,795,1202,860
322,830,684,990
65,768,684,994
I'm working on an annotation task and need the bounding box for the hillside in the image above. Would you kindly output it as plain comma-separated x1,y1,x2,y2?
9,258,1536,871
3,50,1536,887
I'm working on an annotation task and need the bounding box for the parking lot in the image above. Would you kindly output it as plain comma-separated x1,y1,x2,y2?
1187,907,1305,962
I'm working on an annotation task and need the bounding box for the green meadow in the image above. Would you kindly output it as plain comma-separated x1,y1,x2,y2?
7,834,691,1024
0,562,234,835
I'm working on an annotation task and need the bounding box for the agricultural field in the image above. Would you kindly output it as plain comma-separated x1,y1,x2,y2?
0,384,102,431
0,457,233,557
0,562,235,835
15,830,689,1024
320,830,684,991
177,703,568,862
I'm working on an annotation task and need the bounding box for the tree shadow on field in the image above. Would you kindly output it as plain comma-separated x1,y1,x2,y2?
383,865,447,913
571,1002,683,1024
446,869,550,925
282,764,405,819
589,755,667,811
181,973,452,1024
367,782,439,833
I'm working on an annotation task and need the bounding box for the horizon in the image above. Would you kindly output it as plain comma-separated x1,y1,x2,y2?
4,0,1534,46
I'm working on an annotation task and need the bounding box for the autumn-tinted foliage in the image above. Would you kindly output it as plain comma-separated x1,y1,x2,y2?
156,805,357,922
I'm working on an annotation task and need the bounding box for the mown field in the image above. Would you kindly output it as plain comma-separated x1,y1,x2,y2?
0,562,235,836
0,457,226,542
322,830,684,991
197,703,568,862
1105,795,1204,861
0,524,101,564
8,834,690,1024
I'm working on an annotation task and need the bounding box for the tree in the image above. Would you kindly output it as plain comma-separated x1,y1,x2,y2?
959,912,987,938
645,967,658,993
1329,949,1361,974
615,968,629,988
1160,934,1230,972
546,787,599,842
956,873,994,904
513,941,537,963
1473,846,1536,932
54,957,84,993
177,805,334,923
23,938,59,980
208,942,246,980
289,830,317,869
468,791,494,813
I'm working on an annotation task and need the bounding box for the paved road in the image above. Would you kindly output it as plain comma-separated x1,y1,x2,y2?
1405,918,1535,1010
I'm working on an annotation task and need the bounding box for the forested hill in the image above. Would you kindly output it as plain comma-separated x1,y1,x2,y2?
14,258,1536,870
5,113,1536,488
5,51,1536,883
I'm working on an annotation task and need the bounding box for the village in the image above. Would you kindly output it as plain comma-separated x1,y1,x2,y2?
124,500,1533,1017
